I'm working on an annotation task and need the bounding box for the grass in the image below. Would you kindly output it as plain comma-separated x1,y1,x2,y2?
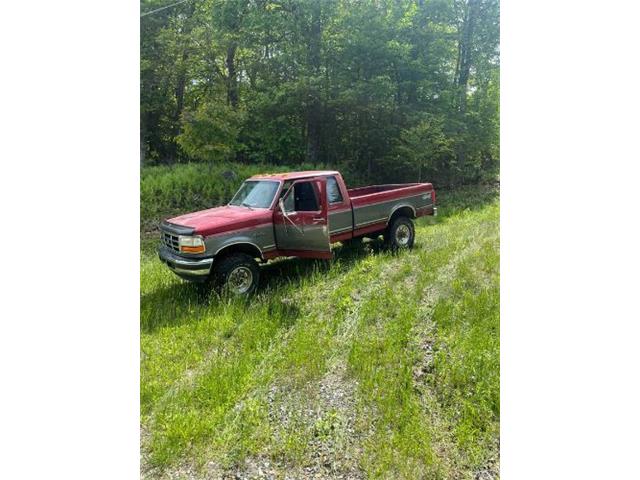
140,179,499,479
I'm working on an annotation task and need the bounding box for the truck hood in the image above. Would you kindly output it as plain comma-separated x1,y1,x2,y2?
167,205,273,237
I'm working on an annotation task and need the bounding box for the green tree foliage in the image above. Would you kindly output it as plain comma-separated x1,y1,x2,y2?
177,101,244,161
141,0,499,185
392,115,455,183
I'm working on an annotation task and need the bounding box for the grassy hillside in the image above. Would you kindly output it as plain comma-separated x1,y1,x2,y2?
140,179,499,479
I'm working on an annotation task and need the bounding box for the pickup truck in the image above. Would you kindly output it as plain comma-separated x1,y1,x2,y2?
159,170,436,295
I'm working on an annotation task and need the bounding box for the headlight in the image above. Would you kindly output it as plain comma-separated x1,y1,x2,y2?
178,235,206,254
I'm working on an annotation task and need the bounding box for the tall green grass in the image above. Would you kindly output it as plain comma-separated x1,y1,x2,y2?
430,238,500,465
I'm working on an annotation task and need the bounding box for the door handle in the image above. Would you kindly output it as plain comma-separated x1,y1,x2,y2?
312,217,324,222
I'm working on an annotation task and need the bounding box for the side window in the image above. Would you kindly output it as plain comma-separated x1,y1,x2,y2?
327,176,343,204
293,182,319,211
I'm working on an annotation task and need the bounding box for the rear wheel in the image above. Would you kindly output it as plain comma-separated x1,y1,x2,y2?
384,216,415,251
212,252,260,296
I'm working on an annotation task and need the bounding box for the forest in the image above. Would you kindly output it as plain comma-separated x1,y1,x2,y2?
141,0,499,186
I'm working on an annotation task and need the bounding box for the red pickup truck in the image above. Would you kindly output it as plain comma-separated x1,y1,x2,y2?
159,170,436,294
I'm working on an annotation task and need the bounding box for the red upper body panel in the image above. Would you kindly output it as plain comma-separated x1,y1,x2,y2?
167,205,273,237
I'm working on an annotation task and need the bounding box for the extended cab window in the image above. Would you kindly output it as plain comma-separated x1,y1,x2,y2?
229,180,279,209
327,176,343,204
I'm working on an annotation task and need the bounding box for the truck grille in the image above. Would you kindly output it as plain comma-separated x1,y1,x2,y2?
161,231,180,253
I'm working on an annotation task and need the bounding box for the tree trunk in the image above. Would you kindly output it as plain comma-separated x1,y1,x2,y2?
407,0,427,106
226,44,238,108
305,2,321,165
175,53,188,118
140,134,146,167
167,49,189,163
454,0,480,179
456,0,480,113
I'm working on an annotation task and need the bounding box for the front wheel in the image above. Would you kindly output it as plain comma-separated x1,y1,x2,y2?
212,252,260,296
384,216,415,251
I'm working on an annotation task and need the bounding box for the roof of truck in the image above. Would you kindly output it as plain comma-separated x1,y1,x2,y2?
249,170,339,181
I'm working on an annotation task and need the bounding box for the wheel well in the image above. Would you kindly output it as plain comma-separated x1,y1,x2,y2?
215,243,263,262
388,206,415,226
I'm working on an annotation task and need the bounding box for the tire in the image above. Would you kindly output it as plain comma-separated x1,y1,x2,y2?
384,216,415,251
212,252,260,296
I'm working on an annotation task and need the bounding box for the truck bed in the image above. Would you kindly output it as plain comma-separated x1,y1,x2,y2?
342,182,435,238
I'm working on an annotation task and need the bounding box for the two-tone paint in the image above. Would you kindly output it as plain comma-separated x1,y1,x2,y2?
158,170,436,281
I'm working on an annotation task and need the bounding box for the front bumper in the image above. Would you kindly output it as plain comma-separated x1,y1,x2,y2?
158,246,214,282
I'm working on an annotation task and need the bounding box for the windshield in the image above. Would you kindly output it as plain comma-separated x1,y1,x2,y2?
229,180,280,209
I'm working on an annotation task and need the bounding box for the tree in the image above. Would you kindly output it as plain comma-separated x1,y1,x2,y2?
177,101,244,162
393,115,455,183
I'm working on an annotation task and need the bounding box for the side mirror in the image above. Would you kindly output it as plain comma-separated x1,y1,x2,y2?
278,198,286,213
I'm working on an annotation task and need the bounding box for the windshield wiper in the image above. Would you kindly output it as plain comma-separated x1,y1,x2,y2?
241,202,254,210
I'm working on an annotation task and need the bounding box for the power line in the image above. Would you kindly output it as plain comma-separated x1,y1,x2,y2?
140,0,192,18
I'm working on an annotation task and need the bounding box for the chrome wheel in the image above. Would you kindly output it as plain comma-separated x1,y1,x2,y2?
395,223,411,247
227,266,254,294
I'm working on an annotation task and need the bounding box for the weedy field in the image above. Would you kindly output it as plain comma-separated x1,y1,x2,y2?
140,184,499,480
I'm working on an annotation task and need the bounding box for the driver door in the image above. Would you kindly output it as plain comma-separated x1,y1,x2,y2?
273,177,332,259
